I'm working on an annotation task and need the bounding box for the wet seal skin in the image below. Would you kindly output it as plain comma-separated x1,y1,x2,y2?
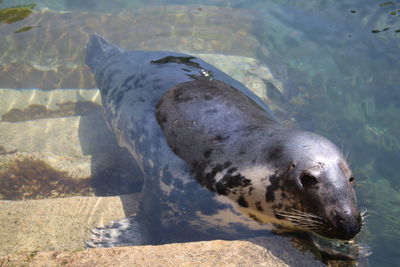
84,35,366,258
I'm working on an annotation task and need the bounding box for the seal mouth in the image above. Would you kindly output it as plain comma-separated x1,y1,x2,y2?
326,211,362,240
275,207,366,241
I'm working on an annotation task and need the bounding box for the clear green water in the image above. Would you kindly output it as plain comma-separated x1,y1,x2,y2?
0,0,399,266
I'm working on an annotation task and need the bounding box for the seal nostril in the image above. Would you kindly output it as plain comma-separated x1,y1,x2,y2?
333,212,362,240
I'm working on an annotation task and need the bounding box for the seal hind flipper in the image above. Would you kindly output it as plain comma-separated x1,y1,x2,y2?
85,34,124,71
86,216,151,248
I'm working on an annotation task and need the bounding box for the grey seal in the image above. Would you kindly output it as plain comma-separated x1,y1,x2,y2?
85,34,362,247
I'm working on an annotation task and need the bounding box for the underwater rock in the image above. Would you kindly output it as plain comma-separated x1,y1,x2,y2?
0,88,101,117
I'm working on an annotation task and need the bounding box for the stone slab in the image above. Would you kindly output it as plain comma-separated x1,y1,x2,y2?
0,237,321,267
0,194,140,256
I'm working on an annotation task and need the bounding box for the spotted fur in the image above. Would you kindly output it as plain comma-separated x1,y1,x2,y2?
85,35,362,248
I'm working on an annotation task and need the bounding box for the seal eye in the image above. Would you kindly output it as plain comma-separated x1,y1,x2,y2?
349,177,355,185
300,173,318,187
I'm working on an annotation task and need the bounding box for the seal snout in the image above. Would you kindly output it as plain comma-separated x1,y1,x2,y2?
330,210,362,240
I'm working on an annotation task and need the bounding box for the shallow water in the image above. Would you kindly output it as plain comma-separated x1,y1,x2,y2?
0,0,399,266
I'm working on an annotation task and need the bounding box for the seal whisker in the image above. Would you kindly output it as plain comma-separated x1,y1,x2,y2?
292,221,323,228
279,208,323,221
275,208,327,233
360,207,369,225
275,211,324,226
276,213,324,225
290,209,324,220
294,222,324,229
300,226,323,231
360,207,368,217
275,214,321,224
340,142,349,161
289,222,324,232
293,220,323,226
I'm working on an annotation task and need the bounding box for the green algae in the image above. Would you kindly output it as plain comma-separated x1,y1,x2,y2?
14,24,41,33
0,3,36,24
379,2,395,7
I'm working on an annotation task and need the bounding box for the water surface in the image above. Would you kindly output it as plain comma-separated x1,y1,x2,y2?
0,0,399,266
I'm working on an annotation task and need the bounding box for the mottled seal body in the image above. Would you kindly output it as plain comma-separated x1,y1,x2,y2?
85,35,361,246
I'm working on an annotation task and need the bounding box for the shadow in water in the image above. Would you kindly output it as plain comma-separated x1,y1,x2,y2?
78,111,144,197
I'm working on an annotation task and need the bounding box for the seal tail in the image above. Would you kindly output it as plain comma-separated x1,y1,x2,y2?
85,34,124,72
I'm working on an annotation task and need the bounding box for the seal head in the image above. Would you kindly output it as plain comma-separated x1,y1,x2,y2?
270,131,361,240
